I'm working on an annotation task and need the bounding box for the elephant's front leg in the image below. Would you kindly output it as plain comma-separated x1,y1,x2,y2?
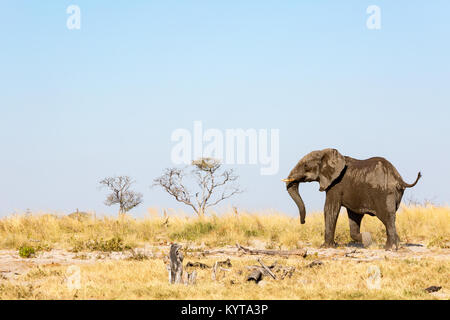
321,196,341,248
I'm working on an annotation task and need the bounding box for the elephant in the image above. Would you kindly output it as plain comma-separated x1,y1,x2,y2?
283,148,421,250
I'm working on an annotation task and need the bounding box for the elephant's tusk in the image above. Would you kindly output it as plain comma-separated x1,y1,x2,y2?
281,178,295,182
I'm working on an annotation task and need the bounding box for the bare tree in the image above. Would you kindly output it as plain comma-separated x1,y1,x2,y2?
153,158,242,217
99,176,143,217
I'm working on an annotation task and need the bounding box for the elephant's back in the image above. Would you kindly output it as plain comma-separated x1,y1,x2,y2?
345,156,403,190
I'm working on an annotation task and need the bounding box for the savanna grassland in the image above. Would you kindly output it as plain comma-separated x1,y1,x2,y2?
0,205,448,300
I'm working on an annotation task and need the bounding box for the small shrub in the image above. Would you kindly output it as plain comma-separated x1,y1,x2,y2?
169,221,216,241
244,229,260,238
71,236,131,252
19,245,35,258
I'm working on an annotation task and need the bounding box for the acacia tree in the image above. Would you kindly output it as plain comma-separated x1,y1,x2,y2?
153,158,242,217
99,176,143,217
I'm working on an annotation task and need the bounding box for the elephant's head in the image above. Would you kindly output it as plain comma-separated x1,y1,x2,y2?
283,148,346,224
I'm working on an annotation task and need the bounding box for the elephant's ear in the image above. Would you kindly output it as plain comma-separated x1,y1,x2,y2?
318,149,346,191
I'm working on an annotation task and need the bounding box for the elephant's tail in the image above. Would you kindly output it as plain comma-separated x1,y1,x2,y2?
401,172,422,188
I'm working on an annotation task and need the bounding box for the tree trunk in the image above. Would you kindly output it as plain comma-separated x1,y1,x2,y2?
169,244,184,284
197,207,205,219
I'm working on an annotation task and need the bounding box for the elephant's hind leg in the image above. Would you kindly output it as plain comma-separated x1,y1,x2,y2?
380,213,400,250
347,210,363,243
379,194,400,250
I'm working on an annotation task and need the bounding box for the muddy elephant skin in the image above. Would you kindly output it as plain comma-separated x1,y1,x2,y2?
284,148,421,250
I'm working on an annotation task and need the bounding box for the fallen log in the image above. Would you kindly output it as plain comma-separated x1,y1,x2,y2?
425,286,442,293
306,260,323,268
236,243,307,257
247,259,295,280
247,269,263,283
199,249,240,256
185,261,211,269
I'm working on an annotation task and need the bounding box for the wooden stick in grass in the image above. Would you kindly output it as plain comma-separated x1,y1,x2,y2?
236,243,307,258
257,258,277,280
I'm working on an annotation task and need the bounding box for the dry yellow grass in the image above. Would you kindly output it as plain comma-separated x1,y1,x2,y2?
0,205,448,300
0,205,448,250
0,255,448,300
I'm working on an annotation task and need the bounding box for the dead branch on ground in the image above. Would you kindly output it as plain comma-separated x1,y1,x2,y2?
236,243,307,257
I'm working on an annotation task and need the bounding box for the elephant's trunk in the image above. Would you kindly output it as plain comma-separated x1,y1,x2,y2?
286,181,306,224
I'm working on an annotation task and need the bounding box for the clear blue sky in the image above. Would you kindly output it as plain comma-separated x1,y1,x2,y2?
0,1,449,217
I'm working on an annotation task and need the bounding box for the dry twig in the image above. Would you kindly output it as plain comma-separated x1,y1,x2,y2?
257,258,277,279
